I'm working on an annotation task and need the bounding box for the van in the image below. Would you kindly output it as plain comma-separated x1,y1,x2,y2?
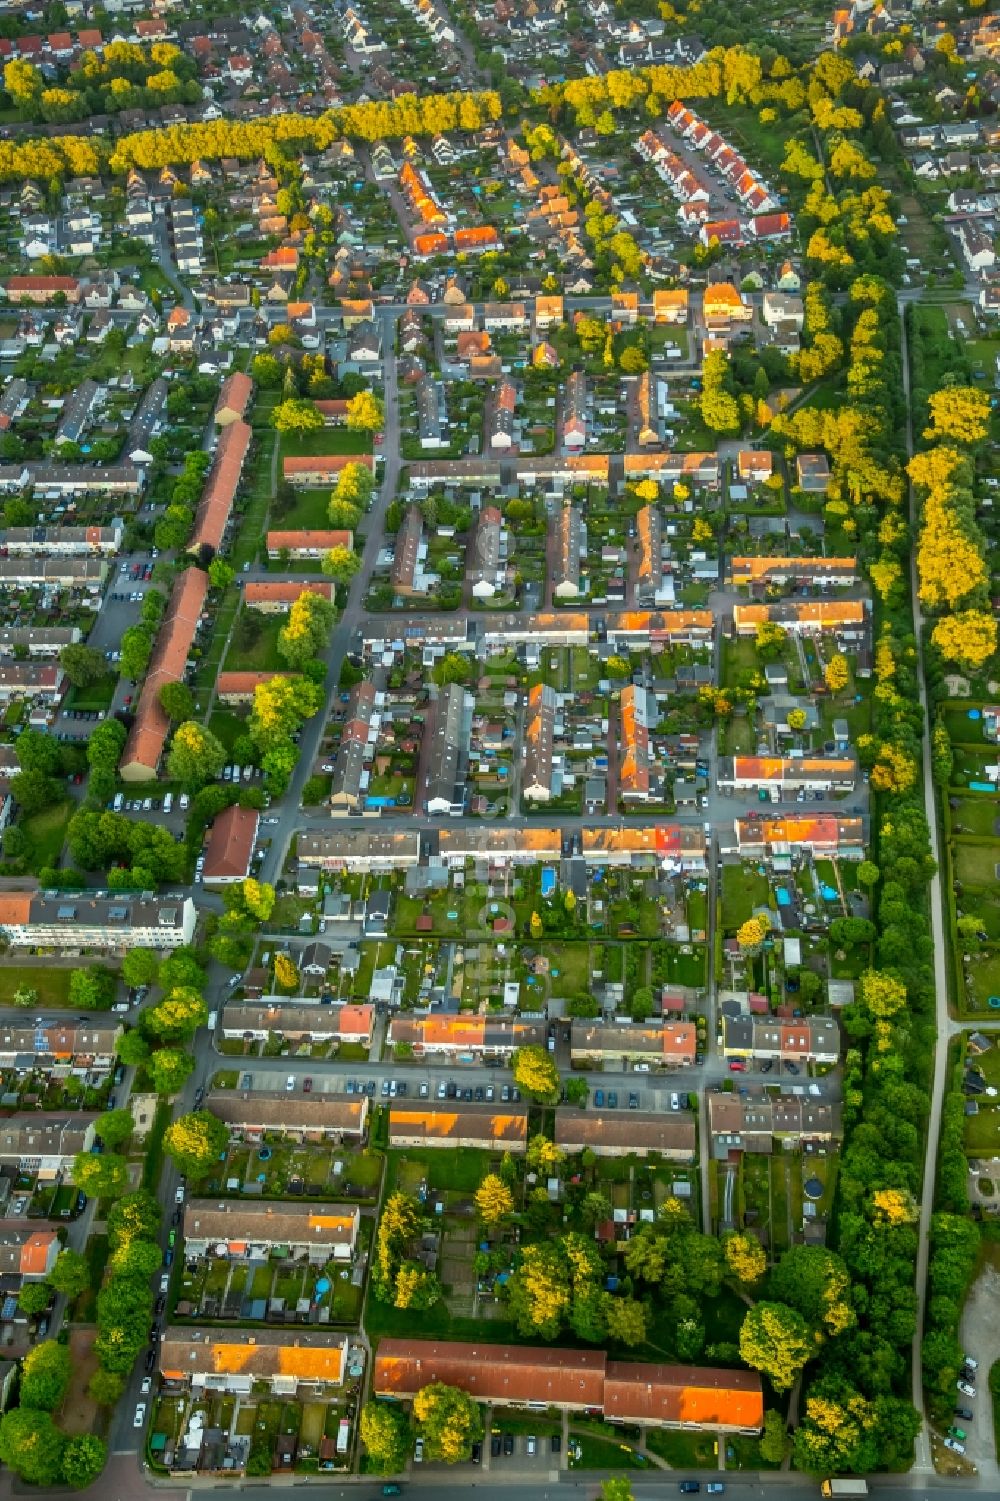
163,792,173,814
113,792,124,812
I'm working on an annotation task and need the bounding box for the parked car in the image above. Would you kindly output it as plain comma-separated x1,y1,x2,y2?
679,1486,700,1495
944,1438,966,1455
957,1380,976,1398
729,1061,746,1073
133,1404,146,1429
526,1436,536,1456
414,1438,424,1463
503,1433,513,1456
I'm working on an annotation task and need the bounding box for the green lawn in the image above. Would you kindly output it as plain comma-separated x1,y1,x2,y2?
569,1433,646,1469
21,800,73,873
387,1146,490,1193
279,428,373,458
954,842,1000,888
721,864,771,932
277,487,335,530
644,1428,718,1468
207,709,248,752
224,612,285,673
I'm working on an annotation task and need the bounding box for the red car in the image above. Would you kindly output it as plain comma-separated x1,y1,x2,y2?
729,1060,746,1073
303,1077,313,1093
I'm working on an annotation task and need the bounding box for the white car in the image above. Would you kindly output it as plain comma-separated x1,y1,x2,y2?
133,1404,146,1429
964,1355,980,1372
174,1186,184,1205
286,1075,295,1091
140,1377,152,1395
944,1438,966,1455
957,1380,976,1398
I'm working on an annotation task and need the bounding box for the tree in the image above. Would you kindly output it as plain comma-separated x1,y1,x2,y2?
4,59,42,112
601,1482,635,1501
145,987,208,1040
159,680,195,721
932,611,997,671
824,653,849,694
17,1282,51,1316
11,767,58,814
620,346,647,374
106,1188,160,1247
360,1401,409,1474
924,385,991,445
755,620,787,659
739,1301,812,1391
274,952,299,991
164,1110,228,1178
72,1152,128,1199
278,590,336,668
20,1340,72,1411
110,1238,164,1281
69,967,113,1011
346,388,384,432
121,947,158,987
223,878,275,925
736,913,770,954
12,983,39,1008
87,1369,126,1407
62,1434,107,1489
166,720,226,788
0,1408,65,1487
769,1245,854,1338
322,545,361,583
116,1030,150,1068
149,1047,194,1095
475,1173,514,1224
59,644,107,688
208,557,235,591
759,1410,787,1465
98,1108,134,1147
512,1045,559,1103
119,624,152,681
87,719,127,772
272,398,323,436
724,1230,767,1286
859,968,907,1020
47,1248,90,1300
412,1382,484,1464
630,986,654,1022
604,1296,647,1346
158,947,205,992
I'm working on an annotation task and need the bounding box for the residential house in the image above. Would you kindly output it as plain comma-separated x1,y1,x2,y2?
388,1016,546,1059
120,568,208,780
707,1091,843,1157
388,1104,529,1151
205,1090,368,1141
721,1014,840,1066
554,1108,695,1161
182,1200,359,1262
160,1328,348,1396
570,1021,697,1068
0,1113,97,1178
467,505,505,599
330,680,378,812
425,682,470,815
202,804,259,884
553,504,585,599
0,892,196,951
522,683,558,801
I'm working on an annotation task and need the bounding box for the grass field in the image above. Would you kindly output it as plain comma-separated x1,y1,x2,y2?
224,612,284,673
951,798,1000,839
0,965,74,1007
22,800,73,873
278,487,335,529
721,864,770,932
279,428,372,458
954,842,1000,888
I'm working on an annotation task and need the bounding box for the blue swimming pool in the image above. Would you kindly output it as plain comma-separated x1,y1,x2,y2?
541,867,556,898
775,887,791,907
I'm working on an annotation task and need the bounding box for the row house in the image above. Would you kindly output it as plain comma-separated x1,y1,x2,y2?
717,756,856,796
570,1020,697,1069
388,1015,547,1059
726,814,866,861
707,1091,843,1157
183,1200,360,1263
721,1014,840,1067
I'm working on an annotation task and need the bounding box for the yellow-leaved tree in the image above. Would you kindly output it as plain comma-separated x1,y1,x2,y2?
736,913,770,954
860,969,907,1019
924,385,991,445
475,1174,514,1224
932,610,997,671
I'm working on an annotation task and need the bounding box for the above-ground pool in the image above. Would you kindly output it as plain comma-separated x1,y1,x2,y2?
541,867,556,898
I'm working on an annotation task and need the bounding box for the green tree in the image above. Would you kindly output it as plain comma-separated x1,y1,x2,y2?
144,987,208,1041
119,624,153,681
164,1110,228,1179
110,1239,163,1281
116,1030,150,1067
47,1248,90,1300
208,557,235,591
360,1401,410,1474
739,1301,812,1391
272,397,323,436
601,1481,635,1501
159,680,195,721
0,1408,65,1486
166,720,226,788
412,1382,484,1464
149,1046,195,1095
69,967,113,1011
759,1409,787,1465
62,1434,107,1489
72,1151,129,1199
158,948,204,992
121,947,158,987
97,1108,134,1148
59,644,108,688
20,1340,72,1411
17,1282,51,1317
106,1188,160,1247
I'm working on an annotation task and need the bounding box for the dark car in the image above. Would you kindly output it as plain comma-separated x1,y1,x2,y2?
679,1486,701,1496
471,1441,482,1464
503,1433,514,1456
193,1086,205,1108
144,1349,156,1372
956,1407,974,1421
550,1435,561,1454
155,1296,165,1315
490,1437,501,1458
607,1091,618,1108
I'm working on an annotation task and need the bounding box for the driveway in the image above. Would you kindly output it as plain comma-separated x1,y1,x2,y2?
958,1263,1000,1482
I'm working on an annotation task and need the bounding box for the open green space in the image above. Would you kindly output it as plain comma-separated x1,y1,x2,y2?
21,800,73,873
721,864,771,932
224,612,285,673
279,428,372,458
0,965,75,1008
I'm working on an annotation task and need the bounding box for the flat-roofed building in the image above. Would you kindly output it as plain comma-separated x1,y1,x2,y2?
0,891,196,951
